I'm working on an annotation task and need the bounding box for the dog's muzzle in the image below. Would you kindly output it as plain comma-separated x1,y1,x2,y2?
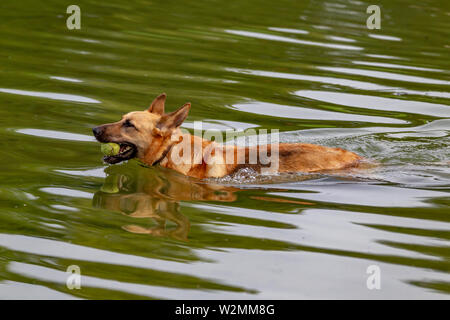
92,125,137,164
92,126,105,141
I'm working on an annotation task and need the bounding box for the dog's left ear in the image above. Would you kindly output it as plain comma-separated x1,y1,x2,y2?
154,103,190,135
148,93,166,115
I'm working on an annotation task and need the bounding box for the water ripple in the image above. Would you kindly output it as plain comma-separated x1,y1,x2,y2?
294,90,450,118
0,88,99,103
225,30,363,51
318,67,450,85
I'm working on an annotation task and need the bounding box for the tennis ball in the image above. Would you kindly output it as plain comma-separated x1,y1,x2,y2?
100,174,120,193
101,143,120,156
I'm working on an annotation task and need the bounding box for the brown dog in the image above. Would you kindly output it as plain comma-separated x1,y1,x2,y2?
93,94,363,178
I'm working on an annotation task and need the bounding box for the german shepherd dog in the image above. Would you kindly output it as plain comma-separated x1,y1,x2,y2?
93,94,363,179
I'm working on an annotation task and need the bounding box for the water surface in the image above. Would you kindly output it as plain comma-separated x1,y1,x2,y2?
0,0,449,299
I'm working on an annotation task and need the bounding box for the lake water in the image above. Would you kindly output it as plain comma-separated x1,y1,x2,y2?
0,0,449,299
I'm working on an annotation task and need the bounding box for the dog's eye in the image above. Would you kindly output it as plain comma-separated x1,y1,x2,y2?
123,119,136,129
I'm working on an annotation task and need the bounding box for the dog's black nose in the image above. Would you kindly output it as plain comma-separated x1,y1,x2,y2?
92,126,102,137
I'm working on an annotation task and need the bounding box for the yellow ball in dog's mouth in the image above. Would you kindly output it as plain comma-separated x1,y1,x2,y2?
101,143,120,156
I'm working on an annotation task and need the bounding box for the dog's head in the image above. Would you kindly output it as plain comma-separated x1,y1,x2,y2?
93,93,190,165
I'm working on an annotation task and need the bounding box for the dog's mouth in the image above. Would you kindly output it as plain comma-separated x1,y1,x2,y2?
103,142,137,164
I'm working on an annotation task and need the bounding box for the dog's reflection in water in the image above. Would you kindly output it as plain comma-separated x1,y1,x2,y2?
93,162,238,241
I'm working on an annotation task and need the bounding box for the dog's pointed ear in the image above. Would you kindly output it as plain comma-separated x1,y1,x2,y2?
148,93,166,115
156,103,190,134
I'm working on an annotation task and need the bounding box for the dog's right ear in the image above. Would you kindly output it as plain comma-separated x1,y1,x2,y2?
148,93,166,115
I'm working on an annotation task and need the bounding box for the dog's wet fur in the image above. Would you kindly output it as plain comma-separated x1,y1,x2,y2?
93,93,363,179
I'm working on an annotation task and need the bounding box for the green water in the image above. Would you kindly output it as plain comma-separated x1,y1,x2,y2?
0,0,449,299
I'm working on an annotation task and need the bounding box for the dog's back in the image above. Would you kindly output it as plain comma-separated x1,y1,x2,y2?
223,143,362,175
275,143,362,172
